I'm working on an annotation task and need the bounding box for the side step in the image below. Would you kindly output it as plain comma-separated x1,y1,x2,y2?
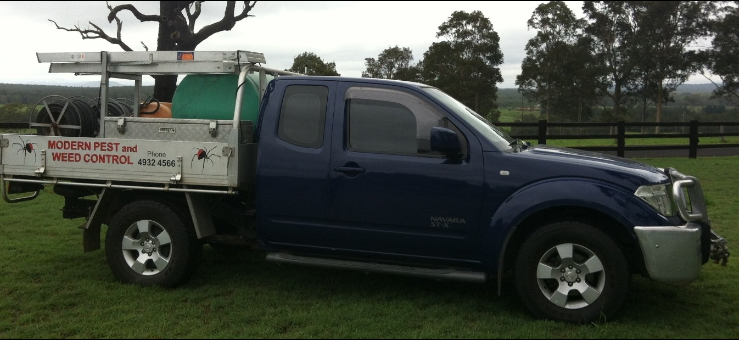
265,252,487,283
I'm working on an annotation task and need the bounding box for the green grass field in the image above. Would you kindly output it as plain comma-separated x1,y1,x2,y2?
499,108,535,123
0,157,737,338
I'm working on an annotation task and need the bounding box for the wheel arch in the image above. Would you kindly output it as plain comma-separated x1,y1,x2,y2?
83,189,217,252
497,206,646,291
485,178,665,293
111,191,217,238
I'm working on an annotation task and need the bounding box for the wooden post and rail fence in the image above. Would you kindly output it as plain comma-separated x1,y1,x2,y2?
497,120,739,159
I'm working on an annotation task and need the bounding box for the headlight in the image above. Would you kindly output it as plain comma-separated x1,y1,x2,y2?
635,184,675,217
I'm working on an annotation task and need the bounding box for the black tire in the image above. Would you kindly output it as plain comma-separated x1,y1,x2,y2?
105,200,202,288
514,221,629,323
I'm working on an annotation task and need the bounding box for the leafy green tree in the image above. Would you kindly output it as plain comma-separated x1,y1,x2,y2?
420,10,503,121
627,68,660,132
517,1,599,122
704,1,739,102
566,36,603,123
362,46,419,81
633,1,711,131
583,1,639,118
392,66,422,83
50,1,257,102
518,1,572,121
0,103,32,123
626,5,659,133
287,52,340,76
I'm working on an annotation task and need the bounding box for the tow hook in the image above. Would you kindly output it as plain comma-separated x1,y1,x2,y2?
710,230,729,266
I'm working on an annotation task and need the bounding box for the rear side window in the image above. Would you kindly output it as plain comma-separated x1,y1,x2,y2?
278,85,329,148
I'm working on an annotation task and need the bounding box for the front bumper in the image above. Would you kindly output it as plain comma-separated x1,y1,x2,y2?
635,223,703,286
635,224,728,286
634,168,730,286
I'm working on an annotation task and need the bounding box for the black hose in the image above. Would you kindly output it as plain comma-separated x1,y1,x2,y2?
139,96,161,115
70,97,98,137
115,98,135,116
92,98,132,118
35,95,147,137
115,99,135,117
35,100,82,137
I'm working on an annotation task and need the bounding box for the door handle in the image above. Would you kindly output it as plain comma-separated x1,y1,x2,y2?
334,166,366,174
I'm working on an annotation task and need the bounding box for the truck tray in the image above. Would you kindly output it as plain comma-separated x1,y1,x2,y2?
1,132,246,188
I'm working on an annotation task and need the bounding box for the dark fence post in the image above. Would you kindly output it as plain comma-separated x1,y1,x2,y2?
538,120,547,145
689,120,699,159
617,121,626,158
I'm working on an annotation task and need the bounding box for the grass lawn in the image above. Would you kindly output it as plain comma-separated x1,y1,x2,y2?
0,156,737,338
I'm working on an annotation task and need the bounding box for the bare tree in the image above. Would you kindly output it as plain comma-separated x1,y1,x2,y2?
50,1,257,101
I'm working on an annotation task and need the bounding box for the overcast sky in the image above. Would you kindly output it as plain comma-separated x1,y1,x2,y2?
0,1,714,89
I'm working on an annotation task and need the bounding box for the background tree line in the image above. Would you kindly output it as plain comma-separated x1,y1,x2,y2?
0,84,153,123
272,1,739,126
513,1,738,129
3,1,738,128
2,83,732,125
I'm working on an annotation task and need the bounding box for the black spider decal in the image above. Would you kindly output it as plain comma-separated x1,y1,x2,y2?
191,146,221,169
13,136,37,163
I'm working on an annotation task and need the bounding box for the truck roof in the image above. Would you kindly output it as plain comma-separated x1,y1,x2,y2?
274,76,430,89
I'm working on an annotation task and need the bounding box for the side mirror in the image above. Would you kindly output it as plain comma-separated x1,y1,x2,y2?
430,126,462,158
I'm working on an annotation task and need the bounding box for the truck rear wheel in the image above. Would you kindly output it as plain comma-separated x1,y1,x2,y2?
105,200,201,288
514,221,629,323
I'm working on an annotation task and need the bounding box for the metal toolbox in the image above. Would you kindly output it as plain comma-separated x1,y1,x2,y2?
103,117,254,143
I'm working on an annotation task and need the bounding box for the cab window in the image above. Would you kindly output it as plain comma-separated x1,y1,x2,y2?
345,87,467,157
278,85,329,149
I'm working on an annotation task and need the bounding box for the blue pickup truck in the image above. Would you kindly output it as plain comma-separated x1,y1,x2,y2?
0,51,728,324
254,76,727,323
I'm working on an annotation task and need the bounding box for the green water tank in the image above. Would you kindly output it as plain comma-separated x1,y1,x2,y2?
171,73,272,122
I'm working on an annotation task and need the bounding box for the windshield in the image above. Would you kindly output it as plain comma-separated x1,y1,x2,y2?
422,87,514,150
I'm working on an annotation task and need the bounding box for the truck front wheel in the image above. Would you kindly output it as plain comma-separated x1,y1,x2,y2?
514,221,629,323
105,200,201,288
